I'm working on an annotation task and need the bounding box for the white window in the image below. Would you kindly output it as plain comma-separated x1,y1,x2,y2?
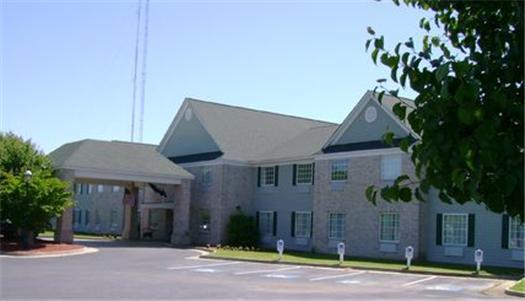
75,183,81,194
294,211,312,238
331,160,348,181
443,214,468,246
259,211,274,236
97,185,104,193
329,213,345,240
201,166,212,187
110,209,118,228
262,167,275,186
380,213,400,242
87,184,93,194
112,186,120,193
381,155,402,181
296,163,313,185
510,217,524,249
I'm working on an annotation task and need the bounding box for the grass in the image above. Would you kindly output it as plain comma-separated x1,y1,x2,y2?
39,231,119,241
208,248,524,279
509,278,525,293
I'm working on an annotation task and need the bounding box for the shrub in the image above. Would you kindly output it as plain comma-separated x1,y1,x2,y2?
226,207,259,247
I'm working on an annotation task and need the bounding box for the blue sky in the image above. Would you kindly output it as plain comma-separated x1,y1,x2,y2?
2,0,431,153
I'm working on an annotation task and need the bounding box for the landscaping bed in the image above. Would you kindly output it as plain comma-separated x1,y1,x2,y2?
38,231,118,241
204,248,524,280
1,239,85,256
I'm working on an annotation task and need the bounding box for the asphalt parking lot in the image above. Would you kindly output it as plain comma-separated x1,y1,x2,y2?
0,240,517,300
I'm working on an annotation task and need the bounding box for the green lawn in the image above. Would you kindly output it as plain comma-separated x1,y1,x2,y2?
208,248,523,279
510,278,525,293
39,231,118,241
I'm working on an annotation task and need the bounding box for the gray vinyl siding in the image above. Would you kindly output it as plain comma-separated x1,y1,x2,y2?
337,101,407,145
425,189,524,268
253,164,314,251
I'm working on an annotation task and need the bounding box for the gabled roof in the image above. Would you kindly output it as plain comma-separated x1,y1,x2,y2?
49,139,194,183
159,98,337,162
322,91,414,150
255,124,338,163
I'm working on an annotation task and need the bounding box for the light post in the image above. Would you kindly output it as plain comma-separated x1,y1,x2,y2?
22,170,33,247
276,239,284,261
405,246,414,270
337,242,345,265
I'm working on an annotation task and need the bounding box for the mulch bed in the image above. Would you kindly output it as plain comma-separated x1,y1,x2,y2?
0,239,85,255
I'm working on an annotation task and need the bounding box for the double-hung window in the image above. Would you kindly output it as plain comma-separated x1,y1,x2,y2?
262,167,275,186
259,211,274,236
381,155,401,182
294,211,312,238
329,213,345,240
296,163,313,185
443,214,468,246
380,213,400,242
112,186,120,193
510,217,524,249
330,160,348,181
97,185,104,193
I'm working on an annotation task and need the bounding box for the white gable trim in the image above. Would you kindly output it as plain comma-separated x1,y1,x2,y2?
315,147,404,161
322,91,411,149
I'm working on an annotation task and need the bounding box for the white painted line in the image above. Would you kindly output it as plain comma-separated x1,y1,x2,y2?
194,268,217,273
264,274,300,279
401,276,437,287
235,266,301,275
168,261,240,270
310,271,366,281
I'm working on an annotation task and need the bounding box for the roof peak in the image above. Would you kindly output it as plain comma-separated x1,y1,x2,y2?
185,97,337,126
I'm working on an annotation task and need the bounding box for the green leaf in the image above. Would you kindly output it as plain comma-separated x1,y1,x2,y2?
377,78,387,83
399,187,412,202
394,174,410,186
435,63,449,81
457,106,475,125
383,132,395,145
390,67,398,82
394,42,401,55
374,36,384,49
401,52,410,65
399,137,411,151
400,72,408,87
367,26,376,35
392,102,407,119
371,48,379,64
365,39,372,51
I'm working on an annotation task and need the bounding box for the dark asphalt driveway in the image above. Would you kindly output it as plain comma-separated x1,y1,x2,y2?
0,240,515,300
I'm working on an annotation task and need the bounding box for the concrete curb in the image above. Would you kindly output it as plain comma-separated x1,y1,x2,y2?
505,287,525,298
0,247,98,259
200,254,521,281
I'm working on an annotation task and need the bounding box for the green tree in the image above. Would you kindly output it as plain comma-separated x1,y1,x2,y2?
226,207,259,247
365,1,523,219
0,133,73,247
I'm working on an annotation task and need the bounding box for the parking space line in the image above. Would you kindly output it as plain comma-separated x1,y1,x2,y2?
168,261,240,270
401,276,437,287
234,266,301,275
309,271,366,281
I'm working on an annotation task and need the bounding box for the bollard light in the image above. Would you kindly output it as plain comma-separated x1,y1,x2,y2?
276,239,284,261
337,242,345,264
405,246,414,269
24,170,32,182
474,249,483,273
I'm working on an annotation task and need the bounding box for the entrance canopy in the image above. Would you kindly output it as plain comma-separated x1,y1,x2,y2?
49,139,194,184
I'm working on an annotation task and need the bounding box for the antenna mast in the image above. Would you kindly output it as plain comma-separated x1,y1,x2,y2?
130,0,142,142
138,0,150,142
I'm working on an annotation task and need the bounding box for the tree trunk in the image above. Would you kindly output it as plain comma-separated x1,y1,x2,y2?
20,229,34,249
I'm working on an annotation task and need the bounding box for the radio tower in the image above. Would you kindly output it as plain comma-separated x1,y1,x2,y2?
130,0,150,142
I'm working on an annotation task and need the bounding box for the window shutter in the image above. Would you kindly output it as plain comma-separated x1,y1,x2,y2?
292,164,297,186
274,166,279,187
468,214,475,247
291,212,296,237
436,214,442,246
311,163,315,185
310,212,314,238
502,214,509,249
255,211,260,229
78,210,82,225
257,167,261,187
273,212,278,236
